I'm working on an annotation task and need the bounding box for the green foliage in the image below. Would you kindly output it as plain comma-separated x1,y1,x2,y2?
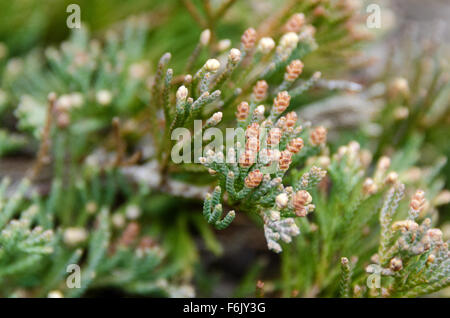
279,141,449,297
0,178,54,288
0,171,191,297
0,0,448,299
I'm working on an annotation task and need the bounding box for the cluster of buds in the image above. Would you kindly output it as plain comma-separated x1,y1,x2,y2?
309,126,327,146
257,37,275,54
238,149,256,168
236,101,250,121
392,217,447,262
366,184,449,295
245,133,260,154
283,13,305,33
264,217,300,253
228,48,241,65
392,219,419,233
272,91,291,115
244,169,263,188
276,32,300,61
332,141,400,198
200,147,326,252
286,137,304,154
267,127,282,146
296,166,327,190
334,141,369,166
284,59,304,82
274,187,314,215
241,28,257,51
409,190,426,219
253,80,269,102
285,111,297,128
292,190,313,217
205,111,223,127
278,150,293,171
196,25,328,252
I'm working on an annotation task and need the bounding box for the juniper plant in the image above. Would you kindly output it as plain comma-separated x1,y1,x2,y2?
278,141,449,297
0,171,192,297
0,0,447,299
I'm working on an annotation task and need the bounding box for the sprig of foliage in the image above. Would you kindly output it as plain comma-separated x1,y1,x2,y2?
279,141,448,297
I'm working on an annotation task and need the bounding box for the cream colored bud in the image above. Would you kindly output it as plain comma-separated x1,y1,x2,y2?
229,48,241,64
276,193,289,209
112,213,125,228
86,201,97,214
205,59,220,72
64,227,88,246
96,89,112,106
392,220,419,232
385,172,398,185
56,95,73,111
48,92,57,102
389,257,403,271
200,29,211,46
255,105,265,116
280,32,299,49
211,111,223,123
48,290,64,298
176,85,188,101
377,156,391,170
218,39,231,51
359,149,372,167
363,178,377,195
389,77,410,97
312,71,322,80
257,37,275,54
125,204,141,220
394,107,409,120
184,74,193,84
